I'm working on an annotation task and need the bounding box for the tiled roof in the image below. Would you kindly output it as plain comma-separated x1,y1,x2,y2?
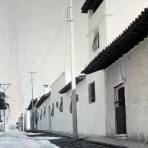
81,0,103,13
27,99,38,110
81,8,148,74
59,75,86,94
36,93,51,108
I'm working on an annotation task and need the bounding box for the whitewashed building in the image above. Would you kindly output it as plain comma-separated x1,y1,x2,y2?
27,98,38,131
35,93,51,131
28,0,148,142
81,0,148,141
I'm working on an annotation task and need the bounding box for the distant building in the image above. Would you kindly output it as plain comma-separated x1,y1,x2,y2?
27,99,38,131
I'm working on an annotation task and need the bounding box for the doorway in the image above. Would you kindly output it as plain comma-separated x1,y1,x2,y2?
114,84,127,135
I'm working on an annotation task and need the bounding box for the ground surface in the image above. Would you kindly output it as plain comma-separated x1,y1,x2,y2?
26,132,119,148
0,130,59,148
0,130,124,148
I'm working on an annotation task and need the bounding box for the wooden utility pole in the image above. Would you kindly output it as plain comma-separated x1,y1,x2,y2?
20,93,26,131
28,72,37,131
67,0,78,140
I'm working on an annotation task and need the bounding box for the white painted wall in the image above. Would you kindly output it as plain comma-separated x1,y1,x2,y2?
88,1,107,60
105,37,148,141
84,0,148,138
49,91,73,135
87,0,148,61
37,98,51,131
77,72,106,136
106,0,148,45
48,72,73,135
37,71,73,134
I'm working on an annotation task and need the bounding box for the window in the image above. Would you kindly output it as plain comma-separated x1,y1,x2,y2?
49,106,50,116
43,106,46,117
88,82,96,104
76,94,79,102
51,103,54,117
92,31,100,51
56,102,58,108
70,100,72,113
40,109,42,120
59,97,63,112
37,112,39,120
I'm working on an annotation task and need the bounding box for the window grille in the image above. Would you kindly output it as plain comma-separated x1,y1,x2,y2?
88,82,96,103
59,97,63,112
51,103,54,117
56,102,58,108
43,106,46,117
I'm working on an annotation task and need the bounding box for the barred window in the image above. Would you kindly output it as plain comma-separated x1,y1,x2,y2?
40,109,42,120
43,106,46,117
51,103,54,117
56,102,58,108
76,94,79,102
88,82,96,104
59,97,63,112
70,100,72,114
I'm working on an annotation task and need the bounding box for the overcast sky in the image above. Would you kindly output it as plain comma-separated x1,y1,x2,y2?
0,0,88,122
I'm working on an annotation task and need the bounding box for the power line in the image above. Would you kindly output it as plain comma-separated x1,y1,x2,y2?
37,1,81,73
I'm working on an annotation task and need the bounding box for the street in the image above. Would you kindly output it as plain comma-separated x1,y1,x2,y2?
0,130,59,148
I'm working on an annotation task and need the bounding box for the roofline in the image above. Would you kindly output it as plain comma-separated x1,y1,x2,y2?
59,75,86,94
81,0,103,13
36,92,51,108
81,8,148,74
27,99,38,110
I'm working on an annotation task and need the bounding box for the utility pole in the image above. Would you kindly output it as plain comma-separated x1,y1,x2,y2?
0,83,11,133
28,72,37,131
67,0,78,140
20,93,26,131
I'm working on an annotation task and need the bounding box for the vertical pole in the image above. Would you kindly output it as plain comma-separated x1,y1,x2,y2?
31,73,34,131
28,72,37,131
21,94,25,131
68,0,78,140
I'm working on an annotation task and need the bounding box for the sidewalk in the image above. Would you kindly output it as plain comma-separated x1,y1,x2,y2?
86,136,148,148
0,130,59,148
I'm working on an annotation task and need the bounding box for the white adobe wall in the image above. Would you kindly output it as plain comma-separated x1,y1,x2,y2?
46,71,73,135
37,98,51,131
106,0,148,45
87,0,148,61
88,0,107,60
105,37,148,141
77,72,106,136
49,91,73,135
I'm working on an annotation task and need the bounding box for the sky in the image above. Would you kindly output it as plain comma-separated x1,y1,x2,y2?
0,0,88,122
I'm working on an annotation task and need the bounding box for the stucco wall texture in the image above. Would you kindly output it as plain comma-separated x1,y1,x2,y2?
105,37,148,141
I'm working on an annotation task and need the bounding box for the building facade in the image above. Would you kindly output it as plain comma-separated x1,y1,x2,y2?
28,0,148,142
82,1,148,141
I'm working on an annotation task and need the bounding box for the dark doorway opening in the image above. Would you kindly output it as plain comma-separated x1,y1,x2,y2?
115,85,127,135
